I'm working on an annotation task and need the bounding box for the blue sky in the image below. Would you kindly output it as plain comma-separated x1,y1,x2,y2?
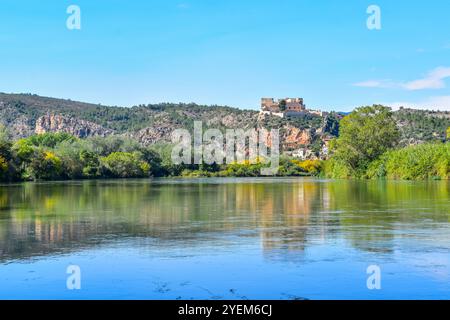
0,0,449,111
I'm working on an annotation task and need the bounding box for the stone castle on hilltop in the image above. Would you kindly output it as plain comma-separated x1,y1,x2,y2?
261,97,305,113
260,97,326,117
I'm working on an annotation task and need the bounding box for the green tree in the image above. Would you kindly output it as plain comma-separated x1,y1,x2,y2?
0,135,12,162
53,141,84,179
0,125,14,181
101,152,150,178
322,113,340,136
330,105,400,176
279,99,287,112
149,143,186,176
0,155,8,180
85,136,141,156
27,132,77,148
139,148,164,176
80,150,101,178
29,150,63,180
13,139,34,163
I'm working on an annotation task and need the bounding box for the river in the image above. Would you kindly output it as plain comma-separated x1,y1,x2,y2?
0,177,449,299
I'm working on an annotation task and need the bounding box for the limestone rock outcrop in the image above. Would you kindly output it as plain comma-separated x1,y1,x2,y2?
35,114,112,138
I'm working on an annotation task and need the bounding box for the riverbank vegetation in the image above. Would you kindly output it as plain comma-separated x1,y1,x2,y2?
0,125,319,182
323,105,449,180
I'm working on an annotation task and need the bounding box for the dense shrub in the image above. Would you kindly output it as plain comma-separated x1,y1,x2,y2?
0,155,8,180
101,152,150,178
0,133,163,181
29,150,63,180
322,158,353,179
366,142,449,180
220,160,264,177
292,159,322,175
26,132,77,148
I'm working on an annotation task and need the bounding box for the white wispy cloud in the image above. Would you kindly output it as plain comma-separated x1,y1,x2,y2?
402,67,450,90
384,95,450,111
353,80,394,88
353,66,450,91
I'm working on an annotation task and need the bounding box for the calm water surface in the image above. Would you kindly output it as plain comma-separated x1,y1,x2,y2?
0,177,449,299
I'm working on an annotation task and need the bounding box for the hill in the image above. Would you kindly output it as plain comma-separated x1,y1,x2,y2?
0,93,448,157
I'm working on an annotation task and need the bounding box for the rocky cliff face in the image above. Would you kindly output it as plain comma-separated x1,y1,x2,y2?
127,124,175,145
251,125,314,150
35,114,113,138
284,126,312,146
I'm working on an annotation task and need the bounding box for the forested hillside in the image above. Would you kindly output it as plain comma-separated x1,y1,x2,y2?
394,107,450,144
1,93,448,148
0,93,332,151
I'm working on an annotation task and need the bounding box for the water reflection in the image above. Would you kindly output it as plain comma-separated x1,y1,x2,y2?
0,178,449,262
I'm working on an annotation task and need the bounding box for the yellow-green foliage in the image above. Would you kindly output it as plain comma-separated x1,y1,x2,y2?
28,150,63,180
44,151,62,168
13,139,34,162
101,152,151,178
139,161,151,175
367,142,449,180
292,159,322,175
221,161,264,177
0,155,7,174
